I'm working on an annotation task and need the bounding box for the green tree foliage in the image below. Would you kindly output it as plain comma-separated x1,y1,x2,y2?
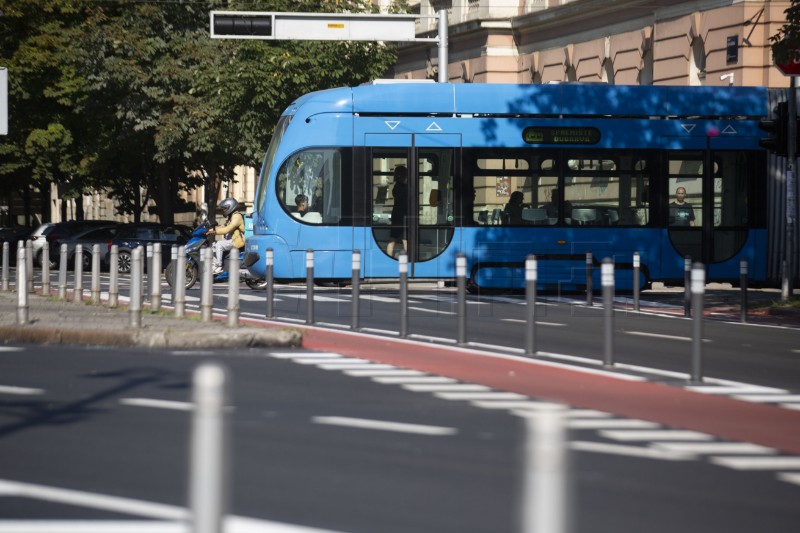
0,0,401,223
772,0,800,64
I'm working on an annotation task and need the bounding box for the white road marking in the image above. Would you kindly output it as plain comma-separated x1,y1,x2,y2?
710,456,800,470
119,398,194,411
434,391,528,401
686,385,789,395
371,376,458,384
625,331,693,342
731,394,800,403
0,385,44,395
319,364,396,371
0,521,184,532
401,384,491,393
651,442,776,455
0,347,24,352
501,319,567,327
312,416,456,436
269,352,342,360
293,358,369,365
600,429,714,441
777,472,800,486
408,306,456,315
569,441,695,461
344,369,427,377
782,403,800,410
569,419,660,430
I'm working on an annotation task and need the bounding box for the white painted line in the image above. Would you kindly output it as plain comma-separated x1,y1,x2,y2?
625,331,692,342
269,352,343,360
408,306,456,315
119,398,194,411
343,369,426,377
371,376,458,385
731,394,800,403
686,385,789,395
471,400,561,410
312,416,456,436
293,358,369,365
569,419,660,430
319,364,396,371
0,521,185,532
361,295,400,303
777,472,800,486
434,391,528,401
569,441,695,461
0,385,44,395
567,409,615,418
651,442,776,455
401,384,491,393
710,456,800,470
782,403,800,411
0,347,23,352
501,319,567,326
599,429,714,442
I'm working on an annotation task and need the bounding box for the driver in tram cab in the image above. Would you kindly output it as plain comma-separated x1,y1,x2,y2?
669,186,696,227
207,197,245,275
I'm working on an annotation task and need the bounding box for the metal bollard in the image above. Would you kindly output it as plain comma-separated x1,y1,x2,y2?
602,258,615,368
690,263,705,384
265,248,274,319
457,253,467,346
525,255,538,357
740,259,748,324
306,249,314,325
109,245,119,308
189,363,230,533
58,244,68,300
633,252,640,312
227,252,239,328
151,243,161,311
2,242,9,291
130,247,143,328
520,406,571,533
16,244,28,325
174,246,186,318
73,244,83,303
91,244,101,303
26,240,33,294
146,243,153,304
683,256,691,317
351,250,360,331
399,253,409,338
201,248,213,323
171,245,178,305
585,251,593,306
41,242,50,295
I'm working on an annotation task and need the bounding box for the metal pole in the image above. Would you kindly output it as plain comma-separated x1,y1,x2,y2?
41,241,50,295
25,240,33,294
306,249,314,325
683,255,691,317
1,242,8,291
585,251,593,306
201,247,213,323
520,406,571,533
175,246,186,318
150,243,161,311
109,245,119,308
399,252,409,338
146,243,153,305
690,263,705,384
525,255,538,357
91,244,101,303
130,246,142,328
740,259,748,324
16,244,28,325
265,248,274,319
73,243,83,303
171,245,178,305
351,250,360,331
784,76,796,302
602,258,615,368
227,252,239,328
437,7,448,83
633,252,640,312
189,363,230,533
58,244,67,300
456,253,467,346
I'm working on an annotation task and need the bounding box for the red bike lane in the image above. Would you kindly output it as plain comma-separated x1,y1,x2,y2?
301,327,800,456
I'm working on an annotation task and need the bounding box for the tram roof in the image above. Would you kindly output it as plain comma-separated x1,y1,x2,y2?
288,82,768,119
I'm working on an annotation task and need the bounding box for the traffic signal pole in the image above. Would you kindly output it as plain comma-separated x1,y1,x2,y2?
784,77,797,302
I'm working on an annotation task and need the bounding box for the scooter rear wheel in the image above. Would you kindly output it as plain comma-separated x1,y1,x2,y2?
165,260,199,290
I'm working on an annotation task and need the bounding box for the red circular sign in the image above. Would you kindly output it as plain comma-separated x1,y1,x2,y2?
777,53,800,76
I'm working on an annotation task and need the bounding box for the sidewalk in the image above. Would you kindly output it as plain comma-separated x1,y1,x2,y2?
0,289,301,349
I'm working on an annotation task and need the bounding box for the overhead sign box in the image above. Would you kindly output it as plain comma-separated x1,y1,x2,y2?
210,11,422,42
0,68,7,135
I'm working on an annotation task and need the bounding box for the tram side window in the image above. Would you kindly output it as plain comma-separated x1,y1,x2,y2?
275,148,343,225
714,152,749,227
668,156,703,228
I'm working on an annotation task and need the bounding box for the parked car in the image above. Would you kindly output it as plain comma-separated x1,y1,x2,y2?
108,223,192,273
48,225,122,271
0,225,36,261
28,220,118,267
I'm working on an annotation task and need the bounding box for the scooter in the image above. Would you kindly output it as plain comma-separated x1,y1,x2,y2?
164,222,266,290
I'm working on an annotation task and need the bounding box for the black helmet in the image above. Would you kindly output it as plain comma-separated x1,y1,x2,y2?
219,197,240,217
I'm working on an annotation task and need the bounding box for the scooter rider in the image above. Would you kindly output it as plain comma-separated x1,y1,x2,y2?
207,197,245,275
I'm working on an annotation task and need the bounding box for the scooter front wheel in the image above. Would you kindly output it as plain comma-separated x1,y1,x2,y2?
165,260,200,290
245,277,268,290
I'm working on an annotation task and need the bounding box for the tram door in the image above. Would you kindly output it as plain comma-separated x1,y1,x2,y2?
365,133,459,277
